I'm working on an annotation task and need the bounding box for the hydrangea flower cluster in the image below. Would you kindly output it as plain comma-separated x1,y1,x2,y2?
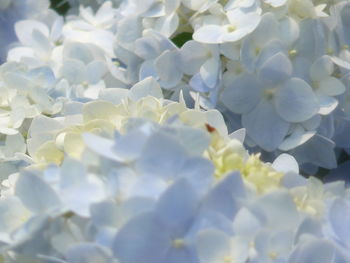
1,0,350,262
3,0,350,171
1,88,350,263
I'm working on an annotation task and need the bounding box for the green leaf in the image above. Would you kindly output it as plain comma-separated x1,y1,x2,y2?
50,0,70,15
172,32,193,48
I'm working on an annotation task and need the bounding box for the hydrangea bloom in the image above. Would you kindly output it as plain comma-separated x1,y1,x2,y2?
1,0,350,262
0,0,50,62
0,103,349,263
6,0,350,171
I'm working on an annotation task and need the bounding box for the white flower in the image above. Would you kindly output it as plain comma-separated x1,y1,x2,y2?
193,7,261,43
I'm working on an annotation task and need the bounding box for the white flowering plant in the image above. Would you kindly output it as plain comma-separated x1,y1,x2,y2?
0,0,350,262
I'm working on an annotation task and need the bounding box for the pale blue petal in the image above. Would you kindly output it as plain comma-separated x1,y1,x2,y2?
63,42,93,64
232,208,262,237
291,134,337,169
135,36,162,60
113,130,149,162
255,39,284,70
318,77,346,96
154,13,179,37
200,57,220,88
136,132,188,179
279,17,299,47
202,172,245,220
156,179,198,235
164,246,198,263
180,157,214,196
174,127,211,155
220,73,262,114
310,55,334,81
83,133,124,162
190,73,212,92
196,229,231,263
329,199,350,244
61,59,86,84
289,240,335,263
240,37,257,73
116,16,142,49
15,172,61,214
258,52,292,85
275,78,319,123
86,61,106,85
295,217,322,243
90,201,122,228
252,13,279,45
112,212,171,263
180,40,208,75
129,77,163,100
251,190,299,229
139,59,158,80
242,99,289,151
155,50,183,89
66,243,114,263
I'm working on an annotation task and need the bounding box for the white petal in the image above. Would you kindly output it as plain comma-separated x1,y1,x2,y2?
317,95,338,115
193,25,224,44
331,56,350,70
15,20,49,46
278,127,315,151
272,153,299,174
229,128,246,143
264,0,288,8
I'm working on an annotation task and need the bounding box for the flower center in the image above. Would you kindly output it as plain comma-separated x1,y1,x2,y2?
172,239,185,249
226,25,237,33
263,88,276,100
288,49,298,58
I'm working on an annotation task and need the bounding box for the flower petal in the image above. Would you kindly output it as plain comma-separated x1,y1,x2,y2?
275,78,319,123
242,99,289,151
